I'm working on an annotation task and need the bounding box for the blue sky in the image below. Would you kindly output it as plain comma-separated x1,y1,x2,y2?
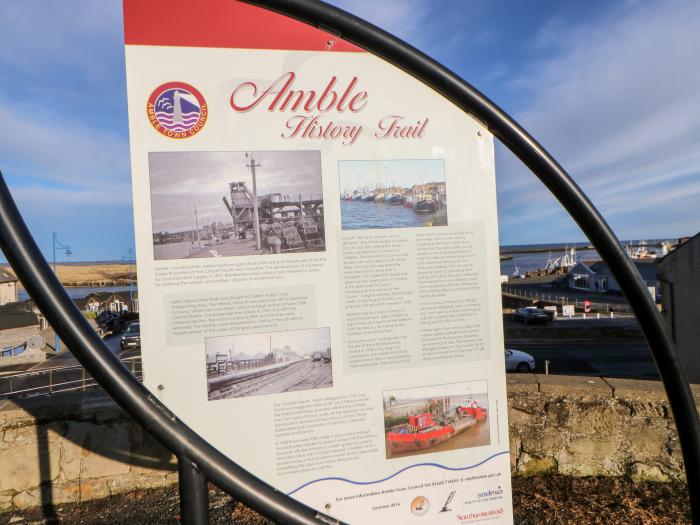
1,1,698,261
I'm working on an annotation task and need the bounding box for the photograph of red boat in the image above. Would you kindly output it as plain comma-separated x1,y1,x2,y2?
383,381,489,459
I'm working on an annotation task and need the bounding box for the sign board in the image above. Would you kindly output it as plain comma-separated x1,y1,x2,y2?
562,304,575,316
544,305,558,318
123,1,513,522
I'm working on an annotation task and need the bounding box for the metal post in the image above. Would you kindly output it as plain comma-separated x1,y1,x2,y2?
247,153,262,251
545,360,550,375
82,368,86,391
122,248,135,311
52,232,71,353
178,458,210,525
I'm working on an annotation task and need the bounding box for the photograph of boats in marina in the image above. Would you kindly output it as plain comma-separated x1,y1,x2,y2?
205,327,332,401
339,159,447,230
383,380,489,459
149,150,325,260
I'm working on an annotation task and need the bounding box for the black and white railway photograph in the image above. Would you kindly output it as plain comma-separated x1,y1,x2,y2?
205,327,332,401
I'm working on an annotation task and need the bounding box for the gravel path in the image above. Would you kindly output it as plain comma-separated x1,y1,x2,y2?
0,476,691,524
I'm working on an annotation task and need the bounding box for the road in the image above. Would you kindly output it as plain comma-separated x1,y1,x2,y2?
503,279,631,309
506,339,658,379
0,334,140,398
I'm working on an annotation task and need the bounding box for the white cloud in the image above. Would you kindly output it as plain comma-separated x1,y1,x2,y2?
0,1,122,82
496,0,700,241
0,97,130,194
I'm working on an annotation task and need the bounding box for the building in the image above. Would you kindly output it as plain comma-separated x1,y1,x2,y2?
0,268,19,305
658,232,700,383
566,259,659,296
77,291,139,314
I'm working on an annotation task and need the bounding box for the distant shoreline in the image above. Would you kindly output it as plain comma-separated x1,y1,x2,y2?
1,262,136,289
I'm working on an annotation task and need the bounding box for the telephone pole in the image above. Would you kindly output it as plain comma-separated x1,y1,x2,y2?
246,153,262,250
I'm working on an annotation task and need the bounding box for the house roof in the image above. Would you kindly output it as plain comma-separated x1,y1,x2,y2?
74,291,138,310
0,268,18,284
567,261,597,275
0,301,37,329
590,259,659,283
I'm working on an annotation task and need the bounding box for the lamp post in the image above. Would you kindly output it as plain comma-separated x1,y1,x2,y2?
121,248,136,312
52,232,72,352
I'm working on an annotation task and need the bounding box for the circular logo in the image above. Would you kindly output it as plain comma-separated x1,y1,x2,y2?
147,82,207,139
410,496,430,516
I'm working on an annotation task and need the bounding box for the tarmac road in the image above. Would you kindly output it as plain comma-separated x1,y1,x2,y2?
506,339,658,379
0,334,138,399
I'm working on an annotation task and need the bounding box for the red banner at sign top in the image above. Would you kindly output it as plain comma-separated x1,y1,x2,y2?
123,0,364,52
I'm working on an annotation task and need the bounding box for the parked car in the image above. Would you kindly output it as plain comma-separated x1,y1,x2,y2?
512,307,551,324
120,322,141,351
505,349,536,372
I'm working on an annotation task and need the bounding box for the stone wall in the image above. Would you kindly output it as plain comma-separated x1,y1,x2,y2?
0,393,176,510
0,375,698,511
508,374,699,482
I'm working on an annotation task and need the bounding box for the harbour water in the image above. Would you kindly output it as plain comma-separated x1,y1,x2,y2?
340,199,442,230
500,249,598,276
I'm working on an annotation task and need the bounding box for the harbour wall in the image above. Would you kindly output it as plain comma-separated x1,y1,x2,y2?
0,375,698,510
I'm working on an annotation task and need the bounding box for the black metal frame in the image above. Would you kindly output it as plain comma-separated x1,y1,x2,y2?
0,0,697,523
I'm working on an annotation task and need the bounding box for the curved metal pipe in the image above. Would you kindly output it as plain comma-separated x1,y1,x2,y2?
0,174,343,525
246,1,700,520
0,0,697,523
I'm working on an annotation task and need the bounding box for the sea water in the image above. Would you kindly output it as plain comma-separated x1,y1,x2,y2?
340,199,440,230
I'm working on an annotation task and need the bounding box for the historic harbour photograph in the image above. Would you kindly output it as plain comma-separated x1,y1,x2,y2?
339,158,447,230
149,150,325,260
383,380,489,459
205,327,333,400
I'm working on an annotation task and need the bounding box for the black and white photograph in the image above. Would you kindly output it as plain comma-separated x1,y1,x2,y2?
205,327,332,400
149,150,325,260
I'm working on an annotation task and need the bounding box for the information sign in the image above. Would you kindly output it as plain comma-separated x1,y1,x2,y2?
123,1,513,522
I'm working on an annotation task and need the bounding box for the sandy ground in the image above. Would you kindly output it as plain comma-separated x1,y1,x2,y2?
0,476,690,524
2,264,136,287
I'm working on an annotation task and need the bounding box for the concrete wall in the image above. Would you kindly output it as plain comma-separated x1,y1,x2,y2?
658,235,700,383
507,374,699,482
0,375,698,511
0,282,18,306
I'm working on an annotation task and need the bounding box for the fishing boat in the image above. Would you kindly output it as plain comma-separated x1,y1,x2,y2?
384,193,402,205
456,399,488,421
385,411,481,454
403,195,414,208
413,194,437,214
374,191,385,202
363,193,376,201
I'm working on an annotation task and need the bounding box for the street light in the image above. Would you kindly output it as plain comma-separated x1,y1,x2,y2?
52,232,72,352
121,248,136,312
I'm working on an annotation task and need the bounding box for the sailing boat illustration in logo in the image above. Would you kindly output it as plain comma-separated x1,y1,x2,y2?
147,82,208,139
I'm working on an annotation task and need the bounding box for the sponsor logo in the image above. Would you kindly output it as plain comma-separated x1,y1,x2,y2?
440,490,456,513
147,82,207,139
477,486,504,499
457,507,504,522
410,496,430,516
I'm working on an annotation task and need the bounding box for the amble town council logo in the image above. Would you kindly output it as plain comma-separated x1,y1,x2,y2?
147,82,207,139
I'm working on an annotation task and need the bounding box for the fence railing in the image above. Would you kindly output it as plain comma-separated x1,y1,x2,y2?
0,356,142,399
502,285,633,313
